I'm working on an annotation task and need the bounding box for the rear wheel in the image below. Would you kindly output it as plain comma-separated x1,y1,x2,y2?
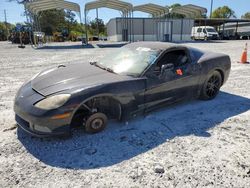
200,71,222,100
85,113,108,134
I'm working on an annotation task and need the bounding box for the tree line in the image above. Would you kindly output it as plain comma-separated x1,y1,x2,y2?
0,22,15,41
35,9,106,37
0,9,106,41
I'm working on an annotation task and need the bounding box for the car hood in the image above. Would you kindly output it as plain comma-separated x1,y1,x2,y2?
31,63,132,96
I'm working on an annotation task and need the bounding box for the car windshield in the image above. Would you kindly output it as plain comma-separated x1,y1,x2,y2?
96,47,160,76
206,28,216,32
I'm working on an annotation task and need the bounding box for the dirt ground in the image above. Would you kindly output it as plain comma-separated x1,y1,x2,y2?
0,41,249,188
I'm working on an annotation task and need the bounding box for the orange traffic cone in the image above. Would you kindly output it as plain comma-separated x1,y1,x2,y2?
239,43,249,64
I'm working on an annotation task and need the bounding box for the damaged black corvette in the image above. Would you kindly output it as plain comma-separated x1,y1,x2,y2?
14,42,231,137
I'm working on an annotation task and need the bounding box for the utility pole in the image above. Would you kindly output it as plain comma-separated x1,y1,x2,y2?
96,8,99,40
210,0,214,18
4,9,9,40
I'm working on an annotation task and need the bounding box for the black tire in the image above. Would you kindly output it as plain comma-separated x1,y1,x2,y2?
200,71,222,100
85,113,108,134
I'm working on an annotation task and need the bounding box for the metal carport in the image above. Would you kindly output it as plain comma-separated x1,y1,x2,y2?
84,0,133,44
170,4,207,18
133,3,169,41
133,3,168,18
25,0,81,15
24,0,82,47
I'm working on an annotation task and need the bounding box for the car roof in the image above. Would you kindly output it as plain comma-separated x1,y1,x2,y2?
124,41,182,51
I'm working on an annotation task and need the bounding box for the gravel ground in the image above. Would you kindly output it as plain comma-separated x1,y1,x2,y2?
0,41,249,188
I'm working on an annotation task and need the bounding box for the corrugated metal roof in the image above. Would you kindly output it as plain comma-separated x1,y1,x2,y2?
25,0,81,14
171,4,207,18
85,0,133,13
133,3,169,17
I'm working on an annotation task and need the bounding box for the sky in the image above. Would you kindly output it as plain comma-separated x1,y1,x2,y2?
0,0,249,24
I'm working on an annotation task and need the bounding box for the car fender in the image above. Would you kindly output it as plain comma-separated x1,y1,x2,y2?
68,80,146,122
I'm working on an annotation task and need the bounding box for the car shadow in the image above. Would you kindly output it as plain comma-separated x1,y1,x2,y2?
17,91,250,169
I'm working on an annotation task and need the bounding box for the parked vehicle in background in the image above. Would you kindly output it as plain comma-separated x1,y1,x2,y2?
191,26,219,40
53,32,65,42
10,24,33,44
220,22,250,40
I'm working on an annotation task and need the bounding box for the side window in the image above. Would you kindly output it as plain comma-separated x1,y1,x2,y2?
156,50,189,70
189,48,204,62
203,29,207,34
197,28,202,33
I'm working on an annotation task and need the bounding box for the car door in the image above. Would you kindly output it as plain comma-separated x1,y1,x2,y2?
203,28,207,39
197,28,202,40
144,48,201,111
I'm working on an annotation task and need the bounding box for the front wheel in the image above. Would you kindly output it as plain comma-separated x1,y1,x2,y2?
199,71,222,100
85,113,108,134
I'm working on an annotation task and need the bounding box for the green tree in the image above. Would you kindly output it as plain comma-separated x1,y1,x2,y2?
168,3,185,19
241,12,250,19
0,22,14,41
0,22,8,40
65,10,77,33
65,11,85,38
38,9,66,35
89,18,106,36
211,6,236,18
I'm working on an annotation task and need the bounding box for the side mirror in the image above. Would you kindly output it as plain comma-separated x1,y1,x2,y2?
161,63,174,74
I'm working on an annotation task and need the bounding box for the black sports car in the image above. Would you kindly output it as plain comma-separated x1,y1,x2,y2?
14,42,231,137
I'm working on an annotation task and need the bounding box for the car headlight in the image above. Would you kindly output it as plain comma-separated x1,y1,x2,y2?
35,94,71,110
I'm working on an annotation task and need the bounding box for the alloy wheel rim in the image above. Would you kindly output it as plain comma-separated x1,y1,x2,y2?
206,75,220,97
